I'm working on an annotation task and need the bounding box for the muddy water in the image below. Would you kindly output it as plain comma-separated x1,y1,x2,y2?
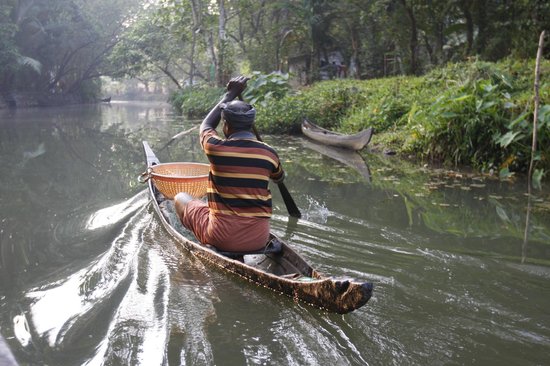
1,102,549,365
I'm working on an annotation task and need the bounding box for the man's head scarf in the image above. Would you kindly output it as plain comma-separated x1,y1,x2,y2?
220,100,256,129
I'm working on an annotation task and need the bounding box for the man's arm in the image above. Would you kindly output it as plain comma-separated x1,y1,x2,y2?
200,76,249,133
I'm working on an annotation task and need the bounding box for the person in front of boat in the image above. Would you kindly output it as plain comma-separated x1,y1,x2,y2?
174,76,285,252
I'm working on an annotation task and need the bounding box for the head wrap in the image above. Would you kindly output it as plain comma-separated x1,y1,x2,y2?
220,101,256,129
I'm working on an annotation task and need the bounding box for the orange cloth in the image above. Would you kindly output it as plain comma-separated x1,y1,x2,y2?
181,200,270,252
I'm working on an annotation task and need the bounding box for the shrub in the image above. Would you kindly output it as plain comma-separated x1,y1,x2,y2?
406,59,549,174
256,80,372,133
170,86,225,118
242,71,290,105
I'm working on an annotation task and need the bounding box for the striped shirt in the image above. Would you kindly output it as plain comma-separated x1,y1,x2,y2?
200,128,284,218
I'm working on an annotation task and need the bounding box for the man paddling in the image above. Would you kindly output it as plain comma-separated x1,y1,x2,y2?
174,76,285,252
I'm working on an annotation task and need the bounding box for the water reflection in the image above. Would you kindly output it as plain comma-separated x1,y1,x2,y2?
86,193,149,230
1,103,550,365
299,138,371,182
26,198,148,345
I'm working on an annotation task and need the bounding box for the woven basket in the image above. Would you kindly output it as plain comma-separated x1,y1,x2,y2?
149,162,209,199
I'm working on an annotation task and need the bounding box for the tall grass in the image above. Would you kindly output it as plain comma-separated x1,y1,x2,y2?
407,60,549,174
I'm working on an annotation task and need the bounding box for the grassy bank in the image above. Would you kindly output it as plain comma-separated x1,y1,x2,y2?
170,59,550,179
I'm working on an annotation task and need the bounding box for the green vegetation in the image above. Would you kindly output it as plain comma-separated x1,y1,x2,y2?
2,1,547,180
0,0,141,105
3,1,548,105
170,71,291,117
260,60,549,178
408,60,549,173
242,72,291,106
170,86,225,117
171,60,549,179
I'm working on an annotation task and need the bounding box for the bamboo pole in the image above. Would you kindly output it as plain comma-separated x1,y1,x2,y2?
522,30,545,264
528,30,545,189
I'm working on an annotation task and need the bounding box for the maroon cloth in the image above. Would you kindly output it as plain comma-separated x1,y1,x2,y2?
180,200,270,251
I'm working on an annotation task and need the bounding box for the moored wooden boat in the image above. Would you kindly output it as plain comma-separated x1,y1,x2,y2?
142,141,373,314
301,119,373,151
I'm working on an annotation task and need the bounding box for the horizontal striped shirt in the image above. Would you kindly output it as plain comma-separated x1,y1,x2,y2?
200,128,284,218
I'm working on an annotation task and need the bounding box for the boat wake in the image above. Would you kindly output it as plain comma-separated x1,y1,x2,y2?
17,191,223,365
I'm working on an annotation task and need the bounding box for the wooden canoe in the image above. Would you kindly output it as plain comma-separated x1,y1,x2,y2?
301,119,373,151
142,141,373,314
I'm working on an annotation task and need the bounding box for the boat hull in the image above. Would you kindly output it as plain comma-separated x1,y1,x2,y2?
301,119,373,151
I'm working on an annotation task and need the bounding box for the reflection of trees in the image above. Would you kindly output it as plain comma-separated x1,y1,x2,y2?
0,105,178,284
284,140,550,263
367,154,550,247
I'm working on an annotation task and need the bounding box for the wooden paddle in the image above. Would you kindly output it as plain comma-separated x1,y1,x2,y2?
238,94,302,218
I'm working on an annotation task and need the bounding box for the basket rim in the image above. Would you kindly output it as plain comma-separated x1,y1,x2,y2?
150,162,210,180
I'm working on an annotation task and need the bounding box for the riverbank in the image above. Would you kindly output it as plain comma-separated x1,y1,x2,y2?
170,59,549,181
0,91,91,109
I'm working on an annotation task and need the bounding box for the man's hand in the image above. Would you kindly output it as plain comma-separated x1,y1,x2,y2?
200,76,250,133
226,76,250,100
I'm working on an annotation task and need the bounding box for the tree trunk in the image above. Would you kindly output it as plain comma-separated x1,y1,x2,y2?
460,0,474,55
206,30,218,86
425,0,452,65
423,34,435,65
399,0,419,74
157,66,182,89
189,31,197,86
474,0,487,55
350,24,360,79
189,0,202,86
305,52,312,85
217,0,227,86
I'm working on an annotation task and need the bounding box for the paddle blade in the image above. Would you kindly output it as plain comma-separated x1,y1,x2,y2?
277,183,301,218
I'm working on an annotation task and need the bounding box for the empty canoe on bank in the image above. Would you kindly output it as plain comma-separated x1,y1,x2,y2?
301,119,373,151
142,141,373,314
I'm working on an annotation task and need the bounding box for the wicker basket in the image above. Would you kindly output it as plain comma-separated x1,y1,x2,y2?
148,162,209,199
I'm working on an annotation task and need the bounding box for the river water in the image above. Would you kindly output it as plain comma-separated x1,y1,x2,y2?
0,102,549,365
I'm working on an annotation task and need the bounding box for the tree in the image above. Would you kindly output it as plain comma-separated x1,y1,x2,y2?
0,0,42,101
1,0,142,104
109,9,188,89
4,0,549,105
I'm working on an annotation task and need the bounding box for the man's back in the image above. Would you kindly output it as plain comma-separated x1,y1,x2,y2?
201,129,283,218
175,76,286,251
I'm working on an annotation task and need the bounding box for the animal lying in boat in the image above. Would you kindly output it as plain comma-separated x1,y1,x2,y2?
301,119,373,151
142,141,373,314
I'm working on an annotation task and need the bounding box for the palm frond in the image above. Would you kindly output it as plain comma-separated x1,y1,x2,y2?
16,56,42,74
